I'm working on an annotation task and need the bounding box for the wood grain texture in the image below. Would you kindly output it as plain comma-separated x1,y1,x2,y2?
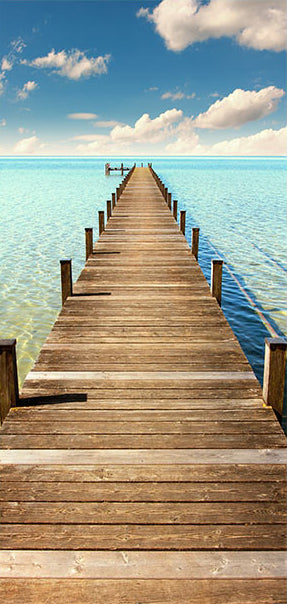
0,166,286,599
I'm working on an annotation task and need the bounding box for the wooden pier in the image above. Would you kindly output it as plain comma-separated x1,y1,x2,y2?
0,166,286,602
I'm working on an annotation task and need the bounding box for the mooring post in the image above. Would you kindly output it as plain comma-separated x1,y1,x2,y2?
0,339,19,424
192,227,200,261
263,337,287,416
107,200,112,220
121,162,124,176
173,200,178,221
98,211,105,235
167,192,172,210
116,187,120,202
164,187,168,202
60,259,72,306
211,259,223,306
85,227,93,260
112,193,116,209
180,210,186,235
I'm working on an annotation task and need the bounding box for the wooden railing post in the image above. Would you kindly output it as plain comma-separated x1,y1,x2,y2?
164,187,168,202
167,192,172,210
116,187,120,202
112,193,116,209
107,200,112,220
211,259,223,306
60,259,72,305
98,211,105,235
85,227,93,260
263,337,287,416
173,200,178,221
0,339,19,423
180,210,186,235
192,227,200,261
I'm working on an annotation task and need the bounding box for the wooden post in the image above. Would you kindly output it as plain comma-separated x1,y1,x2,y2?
211,259,223,306
192,227,200,261
167,192,172,210
85,227,93,260
116,187,120,202
0,339,19,424
121,162,124,176
107,200,112,220
112,193,116,209
164,187,168,202
263,337,287,416
173,200,178,221
180,210,186,235
98,211,105,235
60,259,72,306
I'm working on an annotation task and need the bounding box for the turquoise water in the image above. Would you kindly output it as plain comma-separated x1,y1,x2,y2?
0,157,286,405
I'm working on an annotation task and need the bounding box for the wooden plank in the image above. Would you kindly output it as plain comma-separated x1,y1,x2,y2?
0,550,286,578
1,448,286,465
0,578,286,604
0,481,285,502
0,523,285,550
1,463,284,482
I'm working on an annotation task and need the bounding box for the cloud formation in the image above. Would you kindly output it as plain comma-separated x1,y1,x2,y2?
110,109,183,144
68,113,98,120
24,49,111,80
162,90,196,100
193,86,285,129
13,135,43,154
138,0,287,52
208,126,287,155
17,80,38,100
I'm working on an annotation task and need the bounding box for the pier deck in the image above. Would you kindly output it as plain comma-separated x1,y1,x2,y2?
0,167,286,602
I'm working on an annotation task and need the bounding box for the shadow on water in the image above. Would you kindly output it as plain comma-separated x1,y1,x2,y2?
192,231,287,432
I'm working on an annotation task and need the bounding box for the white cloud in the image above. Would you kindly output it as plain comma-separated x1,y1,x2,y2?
0,118,6,127
1,57,13,72
68,113,98,120
208,126,287,155
13,135,43,155
193,86,285,129
110,109,183,144
94,120,123,128
162,90,196,100
138,0,287,52
24,49,111,80
17,80,38,100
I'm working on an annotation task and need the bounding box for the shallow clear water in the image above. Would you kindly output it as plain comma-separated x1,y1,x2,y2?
0,156,286,413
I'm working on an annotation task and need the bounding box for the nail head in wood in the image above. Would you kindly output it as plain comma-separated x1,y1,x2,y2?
211,259,223,306
263,337,287,416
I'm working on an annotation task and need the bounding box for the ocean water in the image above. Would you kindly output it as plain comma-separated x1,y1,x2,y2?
0,156,286,411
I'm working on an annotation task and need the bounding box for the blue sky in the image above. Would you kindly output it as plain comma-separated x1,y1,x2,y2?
0,0,286,155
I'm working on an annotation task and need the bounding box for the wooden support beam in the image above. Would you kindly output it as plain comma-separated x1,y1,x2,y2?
0,339,19,424
98,211,105,235
85,228,93,261
60,259,72,306
263,337,287,416
112,193,116,209
116,187,120,202
107,200,112,220
211,259,223,306
164,187,168,202
173,200,178,221
167,192,172,210
180,210,186,235
192,227,200,261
